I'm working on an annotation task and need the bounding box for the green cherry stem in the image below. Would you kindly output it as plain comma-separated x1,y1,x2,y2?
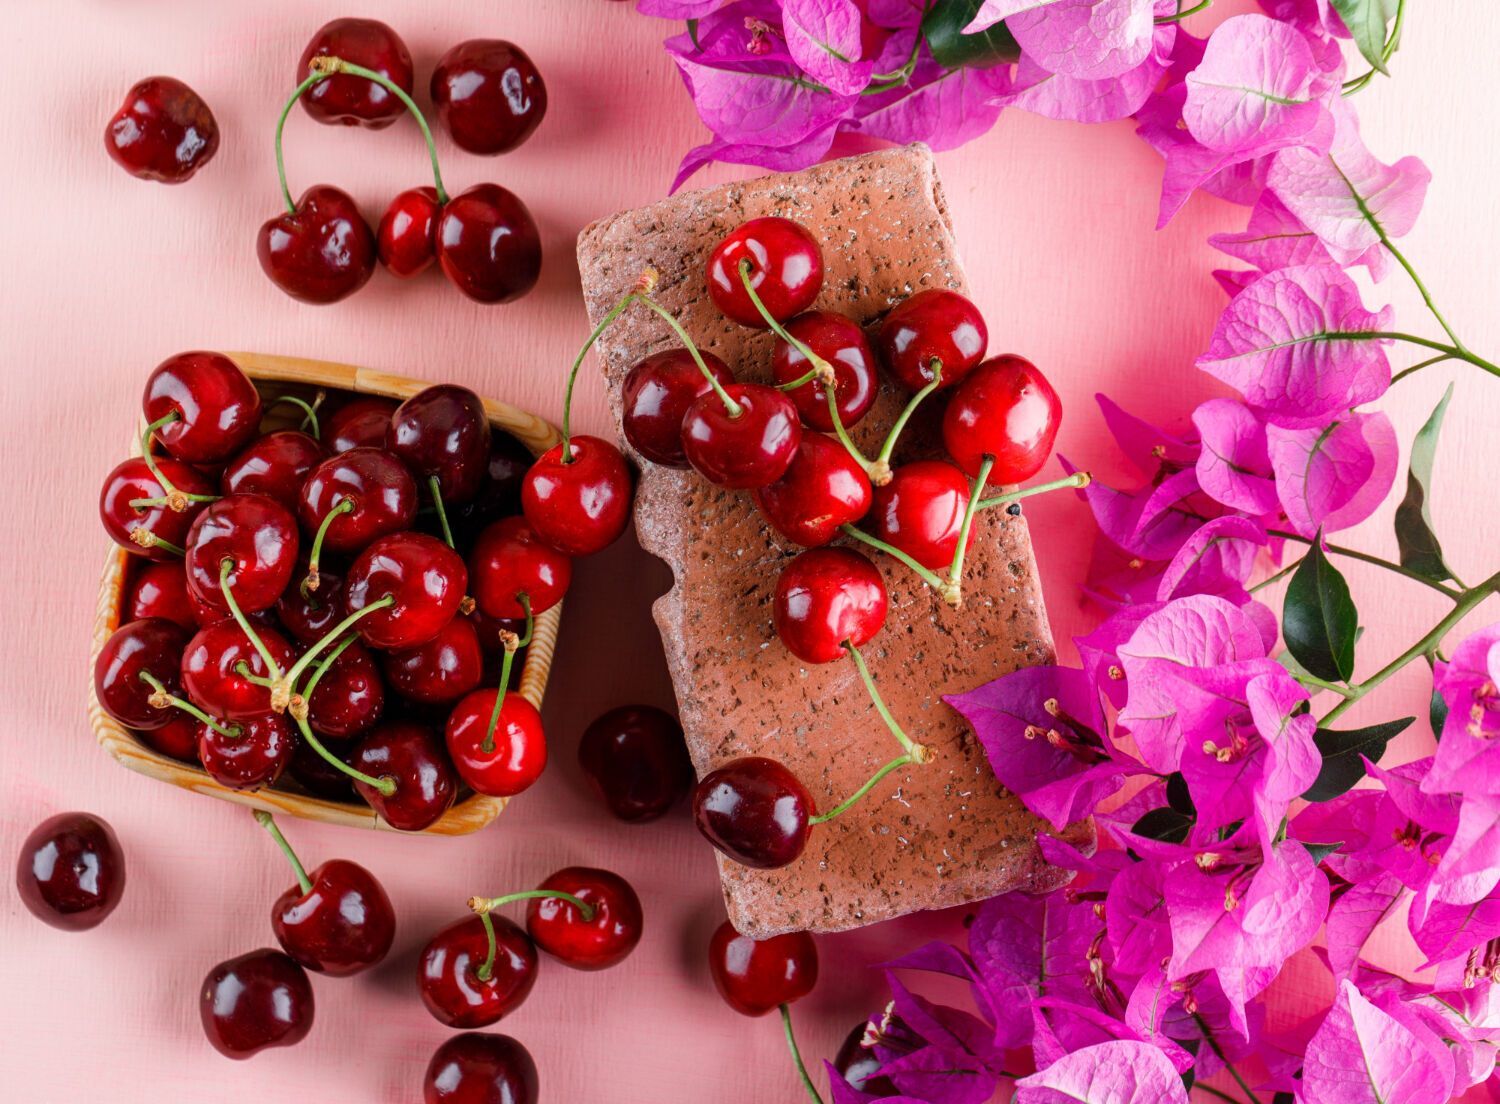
219,558,285,684
839,523,951,597
233,661,278,689
274,594,397,713
774,363,825,392
264,393,323,439
137,670,241,738
634,292,744,418
844,640,930,763
291,709,396,795
561,274,655,461
274,70,332,214
870,363,944,481
779,1004,825,1104
469,888,595,981
253,810,313,895
129,529,185,557
976,471,1091,512
944,455,995,603
303,497,355,595
298,633,360,706
482,597,534,754
428,476,456,549
809,753,918,826
138,411,197,510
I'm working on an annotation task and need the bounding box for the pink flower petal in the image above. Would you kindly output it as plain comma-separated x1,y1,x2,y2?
1015,1040,1190,1104
1008,0,1156,81
1183,14,1328,154
1266,410,1398,538
1302,981,1454,1104
1192,398,1280,515
961,0,1065,33
782,0,876,95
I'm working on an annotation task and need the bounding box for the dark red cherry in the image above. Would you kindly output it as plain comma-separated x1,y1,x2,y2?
346,532,468,650
272,859,395,976
298,447,418,555
143,352,262,463
424,1033,539,1104
681,383,802,489
139,713,201,762
470,517,571,619
446,689,546,797
520,436,631,556
866,460,973,571
877,288,988,392
222,430,324,512
577,705,693,823
105,76,218,184
298,18,414,129
184,493,300,614
258,185,376,305
95,618,189,730
352,721,457,831
773,547,887,664
306,641,385,740
754,433,873,548
692,757,814,870
378,186,441,277
197,712,294,791
199,949,314,1059
431,40,548,155
181,620,297,720
388,385,493,503
276,567,345,645
942,354,1062,484
288,739,356,800
706,217,824,328
771,310,879,431
834,1022,897,1095
125,562,198,630
707,920,819,1016
418,915,538,1028
526,867,642,971
436,185,543,304
16,813,126,931
621,349,735,468
100,456,218,561
443,434,536,546
325,396,398,454
385,616,484,705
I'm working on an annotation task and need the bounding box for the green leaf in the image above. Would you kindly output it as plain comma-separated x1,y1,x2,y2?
1431,686,1449,741
1166,771,1196,816
1301,839,1343,864
1303,717,1415,801
1329,0,1399,74
922,0,1021,70
1283,535,1359,683
1131,806,1194,844
1394,383,1456,583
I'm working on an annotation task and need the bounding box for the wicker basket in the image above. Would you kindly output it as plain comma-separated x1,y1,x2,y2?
86,352,563,834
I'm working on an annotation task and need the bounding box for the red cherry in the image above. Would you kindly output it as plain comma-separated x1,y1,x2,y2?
706,218,823,328
222,430,324,512
125,562,198,630
257,185,376,305
105,76,218,184
423,1033,538,1104
199,949,314,1059
443,434,537,547
526,867,642,971
773,547,887,664
430,40,548,155
707,920,818,1016
305,641,386,740
144,352,262,463
866,460,973,571
275,567,345,645
834,1022,897,1095
577,705,693,823
184,494,300,614
351,720,458,831
197,711,294,791
520,436,632,556
418,915,538,1028
942,354,1063,483
100,456,217,561
436,184,542,304
692,757,813,869
469,517,571,619
621,349,735,468
181,620,297,721
388,385,493,503
271,858,395,977
15,814,127,932
378,186,441,277
771,311,879,431
139,713,200,762
681,383,802,489
298,18,414,129
876,288,988,392
754,433,873,548
345,532,468,650
325,396,398,454
288,739,356,800
445,688,547,797
298,447,418,555
94,618,189,730
384,615,484,705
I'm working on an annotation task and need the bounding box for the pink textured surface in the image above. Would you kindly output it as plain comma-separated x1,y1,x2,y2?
0,3,1496,1102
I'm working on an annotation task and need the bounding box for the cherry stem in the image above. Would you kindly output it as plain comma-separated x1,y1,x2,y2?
234,661,277,689
779,1004,825,1104
482,596,533,754
775,364,825,392
274,593,396,711
139,411,192,510
264,393,323,439
303,497,354,596
274,70,331,214
470,889,595,981
634,295,743,418
219,558,285,683
130,529,185,557
252,810,313,895
561,274,655,461
844,640,929,762
944,455,995,602
136,670,240,738
291,709,396,796
427,476,455,549
809,752,918,826
822,386,881,483
874,362,943,478
310,56,449,204
839,523,951,598
299,633,359,706
976,471,1091,512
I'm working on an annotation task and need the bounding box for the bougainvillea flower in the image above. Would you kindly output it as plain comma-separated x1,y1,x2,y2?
1210,190,1391,281
1424,624,1500,794
1301,980,1454,1104
1427,792,1500,906
1008,0,1157,82
1192,398,1280,515
1095,394,1199,477
781,0,879,95
1014,1040,1189,1103
853,57,1014,150
961,0,1064,34
997,37,1171,125
1266,409,1398,537
1156,515,1267,604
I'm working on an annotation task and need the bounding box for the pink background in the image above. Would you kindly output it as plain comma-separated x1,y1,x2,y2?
2,2,1497,1100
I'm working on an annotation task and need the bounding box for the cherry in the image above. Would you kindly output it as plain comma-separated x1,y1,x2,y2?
834,1022,897,1095
443,434,536,546
199,949,314,1059
276,567,345,645
693,757,814,869
117,551,192,631
446,687,546,797
755,433,873,548
436,184,543,304
424,1033,539,1104
389,385,493,504
325,396,398,454
298,447,418,566
140,714,201,762
876,288,988,392
345,532,468,650
681,382,802,489
774,547,887,664
385,616,483,705
707,920,819,1017
771,310,879,432
520,435,631,556
298,18,414,129
143,352,262,464
197,711,294,791
706,218,824,328
305,641,385,740
470,517,571,619
621,349,735,467
525,867,642,971
351,720,457,831
104,74,217,185
184,494,300,614
94,618,190,730
288,739,356,800
577,705,693,823
942,354,1062,484
419,914,539,1028
378,186,441,277
181,619,297,720
430,40,548,155
15,813,126,931
866,460,973,571
258,185,377,305
222,430,324,512
100,456,217,560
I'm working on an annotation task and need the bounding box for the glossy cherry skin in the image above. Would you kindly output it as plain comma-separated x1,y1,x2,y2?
258,185,377,305
389,385,493,502
446,690,547,797
774,547,887,664
184,493,300,614
200,949,314,1059
469,517,571,619
577,705,693,823
706,217,824,328
693,757,814,870
622,349,735,468
771,311,879,432
681,383,802,489
436,185,543,304
520,436,631,556
708,920,819,1016
942,354,1062,483
95,618,190,730
298,18,414,129
443,434,536,547
299,447,418,555
325,396,398,454
424,1033,539,1104
418,915,539,1028
352,721,458,831
222,431,324,512
288,739,356,800
198,711,294,791
100,456,216,561
276,567,344,645
272,859,395,977
431,40,547,155
16,813,126,931
866,460,973,571
144,352,262,463
385,616,484,705
306,641,386,740
181,619,297,720
378,186,441,277
834,1021,898,1095
877,288,988,392
526,867,642,971
105,76,218,184
139,713,201,762
346,532,468,650
754,432,873,548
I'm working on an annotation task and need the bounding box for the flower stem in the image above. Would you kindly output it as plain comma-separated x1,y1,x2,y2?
482,598,533,753
1156,0,1211,22
944,455,994,601
253,810,312,895
303,497,354,596
634,295,743,417
1248,557,1302,594
427,476,455,549
1192,1014,1263,1104
1295,671,1359,699
872,364,943,480
1267,528,1462,601
291,709,395,795
137,670,240,738
844,641,929,762
976,471,1091,512
1328,331,1499,381
839,524,950,597
1389,352,1453,385
219,558,285,682
779,1004,824,1104
809,753,917,825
